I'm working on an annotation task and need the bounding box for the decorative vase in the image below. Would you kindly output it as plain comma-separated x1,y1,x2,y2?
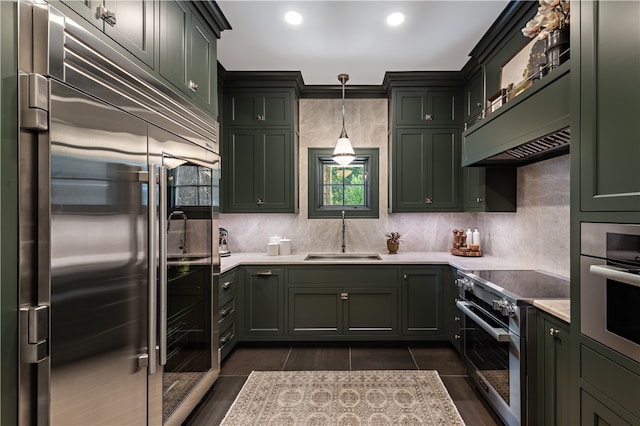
545,28,570,72
387,241,399,254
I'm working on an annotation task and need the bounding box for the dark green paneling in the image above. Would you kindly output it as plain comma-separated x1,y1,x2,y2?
401,269,443,336
462,65,570,166
1,2,18,424
431,130,459,208
393,89,458,126
464,71,484,126
219,268,240,360
579,1,640,212
244,268,284,336
538,313,571,426
260,129,291,209
228,129,257,208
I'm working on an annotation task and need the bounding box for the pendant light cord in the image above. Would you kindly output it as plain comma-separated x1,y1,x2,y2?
339,74,348,138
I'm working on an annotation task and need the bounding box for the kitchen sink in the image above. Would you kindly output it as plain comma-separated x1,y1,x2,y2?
304,253,382,261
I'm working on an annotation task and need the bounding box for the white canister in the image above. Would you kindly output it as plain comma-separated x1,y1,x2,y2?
472,229,481,248
279,238,292,255
266,242,279,256
269,236,282,244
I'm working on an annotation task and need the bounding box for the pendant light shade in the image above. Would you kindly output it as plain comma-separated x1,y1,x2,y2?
332,73,355,166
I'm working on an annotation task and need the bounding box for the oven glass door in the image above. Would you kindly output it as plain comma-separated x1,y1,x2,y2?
458,297,523,426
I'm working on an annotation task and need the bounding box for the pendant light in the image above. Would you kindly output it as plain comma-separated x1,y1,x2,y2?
332,73,355,166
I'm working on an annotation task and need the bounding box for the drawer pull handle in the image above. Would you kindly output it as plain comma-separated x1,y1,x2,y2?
257,270,272,276
220,306,233,317
220,331,233,344
222,281,233,290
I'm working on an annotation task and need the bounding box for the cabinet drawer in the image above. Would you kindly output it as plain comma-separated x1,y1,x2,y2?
288,267,398,286
219,271,238,304
219,298,236,323
219,321,236,348
581,344,640,419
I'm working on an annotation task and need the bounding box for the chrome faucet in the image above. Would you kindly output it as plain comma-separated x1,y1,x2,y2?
341,210,346,253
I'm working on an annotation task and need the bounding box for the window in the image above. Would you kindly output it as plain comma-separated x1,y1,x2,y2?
308,148,379,218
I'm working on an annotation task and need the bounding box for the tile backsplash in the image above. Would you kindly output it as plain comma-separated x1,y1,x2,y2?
220,98,570,278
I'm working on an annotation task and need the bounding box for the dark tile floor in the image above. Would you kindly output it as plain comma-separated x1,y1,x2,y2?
183,342,503,425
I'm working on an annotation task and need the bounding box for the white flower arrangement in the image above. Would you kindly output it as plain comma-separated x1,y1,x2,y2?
521,0,570,40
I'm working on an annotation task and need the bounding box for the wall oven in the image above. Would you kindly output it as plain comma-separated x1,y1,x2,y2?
581,222,640,363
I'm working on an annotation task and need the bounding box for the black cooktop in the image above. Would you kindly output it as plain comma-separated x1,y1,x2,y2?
468,270,570,301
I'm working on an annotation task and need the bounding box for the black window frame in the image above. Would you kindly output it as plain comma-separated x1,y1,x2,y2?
308,148,379,219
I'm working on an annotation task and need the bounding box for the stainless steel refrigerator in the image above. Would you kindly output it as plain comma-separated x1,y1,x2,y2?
18,2,220,425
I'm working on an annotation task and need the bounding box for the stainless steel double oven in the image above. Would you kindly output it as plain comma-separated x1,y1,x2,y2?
581,222,640,363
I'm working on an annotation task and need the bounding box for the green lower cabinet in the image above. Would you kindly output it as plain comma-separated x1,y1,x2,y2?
401,268,443,337
218,269,239,361
287,287,398,337
288,288,342,336
537,312,570,426
581,390,636,426
243,267,285,338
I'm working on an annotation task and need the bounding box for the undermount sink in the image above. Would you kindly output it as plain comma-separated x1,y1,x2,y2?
304,253,382,261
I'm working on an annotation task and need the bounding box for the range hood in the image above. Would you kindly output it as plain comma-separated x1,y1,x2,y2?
462,62,570,167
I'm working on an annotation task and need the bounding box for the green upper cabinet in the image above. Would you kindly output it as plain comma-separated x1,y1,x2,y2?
464,71,484,127
462,167,516,212
59,0,154,67
394,89,458,126
159,0,218,117
391,128,460,211
223,128,294,212
578,0,640,212
228,91,293,126
222,76,301,213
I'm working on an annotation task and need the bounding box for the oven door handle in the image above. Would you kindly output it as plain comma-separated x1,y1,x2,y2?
589,265,640,288
456,301,511,342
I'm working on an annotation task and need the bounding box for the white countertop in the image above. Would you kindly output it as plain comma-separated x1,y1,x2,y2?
533,299,571,324
220,251,525,272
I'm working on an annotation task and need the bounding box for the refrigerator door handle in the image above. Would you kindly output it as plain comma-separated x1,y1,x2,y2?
159,166,168,366
146,167,158,374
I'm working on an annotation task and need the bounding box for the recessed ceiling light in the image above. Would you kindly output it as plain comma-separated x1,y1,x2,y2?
284,10,303,26
386,12,405,27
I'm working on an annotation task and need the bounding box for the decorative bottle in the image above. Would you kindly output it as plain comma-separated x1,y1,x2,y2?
466,229,473,246
472,229,480,248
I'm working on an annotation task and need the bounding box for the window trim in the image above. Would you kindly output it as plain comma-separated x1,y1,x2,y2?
308,148,379,219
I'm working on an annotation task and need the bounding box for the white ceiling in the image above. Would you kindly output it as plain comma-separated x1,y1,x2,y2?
216,0,510,86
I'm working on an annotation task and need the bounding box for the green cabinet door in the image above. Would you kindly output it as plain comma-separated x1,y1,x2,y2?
59,0,154,67
244,268,284,337
344,288,398,335
219,269,239,360
188,11,217,116
581,390,637,426
229,91,293,126
159,1,218,117
224,128,293,212
538,313,570,426
464,72,484,126
392,128,460,211
579,1,640,212
462,167,517,212
395,89,458,126
288,288,342,336
401,268,443,336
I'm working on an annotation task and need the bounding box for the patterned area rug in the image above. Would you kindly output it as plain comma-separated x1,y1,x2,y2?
221,370,465,425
